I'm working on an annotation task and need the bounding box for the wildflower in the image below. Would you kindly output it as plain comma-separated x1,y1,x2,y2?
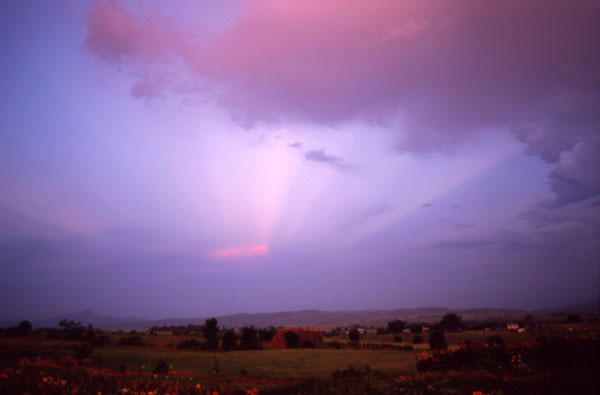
60,379,67,386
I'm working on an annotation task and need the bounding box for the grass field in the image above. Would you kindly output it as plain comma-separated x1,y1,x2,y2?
91,347,417,378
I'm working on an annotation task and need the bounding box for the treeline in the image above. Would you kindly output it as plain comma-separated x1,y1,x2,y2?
166,318,278,351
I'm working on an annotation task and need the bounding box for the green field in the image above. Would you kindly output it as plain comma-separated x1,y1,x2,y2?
91,347,417,378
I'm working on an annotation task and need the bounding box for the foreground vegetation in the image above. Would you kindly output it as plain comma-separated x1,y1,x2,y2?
1,314,598,394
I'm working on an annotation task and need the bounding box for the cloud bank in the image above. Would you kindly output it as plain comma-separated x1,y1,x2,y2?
84,1,600,207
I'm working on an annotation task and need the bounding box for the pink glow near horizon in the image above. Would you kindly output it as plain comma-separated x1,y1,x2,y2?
212,244,269,259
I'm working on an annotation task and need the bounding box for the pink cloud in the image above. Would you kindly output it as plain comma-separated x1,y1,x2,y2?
85,1,600,154
212,244,269,259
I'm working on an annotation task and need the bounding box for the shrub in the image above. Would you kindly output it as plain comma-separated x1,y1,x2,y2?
487,334,505,347
17,321,32,336
153,359,169,375
387,320,406,333
116,335,144,347
440,313,462,331
565,314,583,323
222,329,238,351
93,335,112,347
301,340,316,348
393,335,403,342
203,318,219,349
429,328,447,350
284,331,301,348
348,328,361,342
177,338,202,350
328,340,343,349
409,324,423,334
413,335,423,344
74,342,94,359
258,327,277,342
240,326,261,350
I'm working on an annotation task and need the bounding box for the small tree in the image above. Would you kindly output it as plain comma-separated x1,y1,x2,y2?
565,314,583,323
487,334,505,347
17,321,32,336
240,326,261,349
222,329,238,351
284,331,301,348
348,328,361,343
440,313,462,331
409,324,423,334
203,318,219,349
258,327,277,342
387,320,406,333
429,327,447,350
153,359,169,375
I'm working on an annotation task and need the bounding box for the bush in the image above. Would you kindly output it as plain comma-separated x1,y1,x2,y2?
240,326,261,350
73,342,94,359
203,318,219,349
413,335,423,344
328,340,343,349
258,327,277,342
284,331,301,349
440,313,462,331
177,338,202,350
487,334,505,347
565,314,583,323
93,335,112,347
116,335,144,347
429,328,447,350
376,327,386,335
348,328,361,342
387,320,406,333
17,321,32,336
409,324,423,334
301,340,316,348
222,329,238,351
393,335,403,342
153,359,169,375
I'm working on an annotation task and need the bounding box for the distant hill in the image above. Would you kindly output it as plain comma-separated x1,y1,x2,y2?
3,301,596,330
29,310,147,329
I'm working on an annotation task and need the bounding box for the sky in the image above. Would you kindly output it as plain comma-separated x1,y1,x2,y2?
1,0,599,321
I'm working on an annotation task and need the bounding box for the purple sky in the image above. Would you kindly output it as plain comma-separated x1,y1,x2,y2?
1,1,599,320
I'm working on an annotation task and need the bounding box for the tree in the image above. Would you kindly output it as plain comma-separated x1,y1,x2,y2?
347,328,361,342
17,320,32,336
240,326,261,349
203,318,219,349
565,314,583,323
258,327,277,342
284,331,301,348
222,329,238,351
386,320,406,333
409,324,423,334
440,313,462,331
153,359,169,375
429,327,447,350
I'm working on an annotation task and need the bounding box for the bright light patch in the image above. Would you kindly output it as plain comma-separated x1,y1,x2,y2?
212,243,269,259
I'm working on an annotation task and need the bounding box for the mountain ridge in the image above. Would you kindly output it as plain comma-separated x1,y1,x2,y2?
2,301,596,330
